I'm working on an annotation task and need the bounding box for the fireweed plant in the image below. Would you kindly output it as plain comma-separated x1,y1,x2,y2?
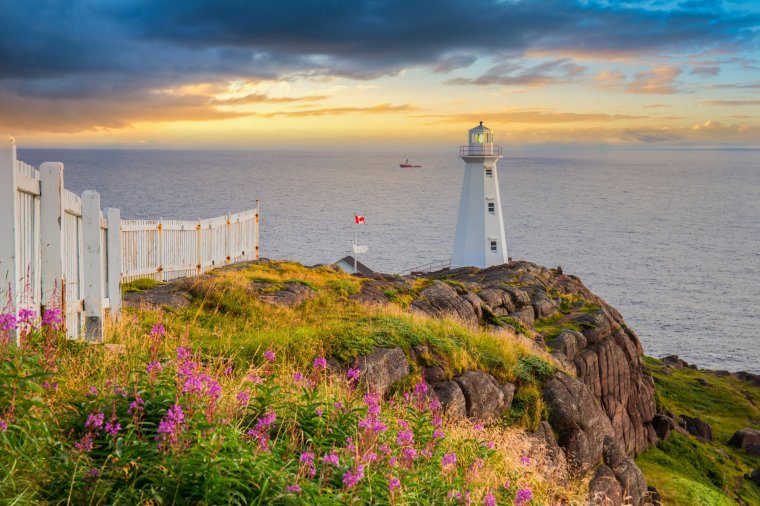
1,304,585,504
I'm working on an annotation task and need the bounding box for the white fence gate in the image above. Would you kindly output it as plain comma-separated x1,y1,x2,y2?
0,137,259,342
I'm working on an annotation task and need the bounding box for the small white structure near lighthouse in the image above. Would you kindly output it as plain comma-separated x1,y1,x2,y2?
451,122,508,268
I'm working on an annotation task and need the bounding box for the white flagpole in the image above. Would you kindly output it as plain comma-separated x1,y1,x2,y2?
353,213,358,274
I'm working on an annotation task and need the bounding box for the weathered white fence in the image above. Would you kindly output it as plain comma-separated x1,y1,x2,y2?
0,137,259,342
121,209,259,283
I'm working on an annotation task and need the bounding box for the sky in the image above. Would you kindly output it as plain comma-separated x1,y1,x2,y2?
1,0,759,149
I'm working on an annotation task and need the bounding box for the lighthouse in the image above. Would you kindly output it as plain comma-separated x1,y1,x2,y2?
451,122,508,268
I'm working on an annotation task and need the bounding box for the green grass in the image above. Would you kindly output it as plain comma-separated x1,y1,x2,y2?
636,357,760,505
533,313,583,340
121,277,162,293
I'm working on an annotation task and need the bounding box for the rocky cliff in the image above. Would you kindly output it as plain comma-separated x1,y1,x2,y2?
355,261,658,455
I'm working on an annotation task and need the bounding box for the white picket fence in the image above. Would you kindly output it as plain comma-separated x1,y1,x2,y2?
0,137,259,341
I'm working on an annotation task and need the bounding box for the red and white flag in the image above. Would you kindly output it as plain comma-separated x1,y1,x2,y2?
355,215,365,224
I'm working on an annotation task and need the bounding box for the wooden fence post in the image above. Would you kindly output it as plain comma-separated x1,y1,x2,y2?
196,218,202,274
255,200,260,260
225,212,231,264
106,208,122,320
39,162,65,311
0,138,19,323
158,218,164,281
81,191,103,342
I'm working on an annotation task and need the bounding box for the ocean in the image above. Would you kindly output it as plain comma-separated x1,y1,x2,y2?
18,147,760,373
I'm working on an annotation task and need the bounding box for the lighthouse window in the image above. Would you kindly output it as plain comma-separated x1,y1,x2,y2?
485,168,493,177
490,241,497,252
487,202,495,214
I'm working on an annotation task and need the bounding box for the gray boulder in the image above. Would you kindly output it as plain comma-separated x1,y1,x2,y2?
433,381,467,420
123,283,192,310
604,437,647,506
751,468,760,487
651,414,675,441
500,382,516,409
410,281,479,327
357,347,410,396
548,329,587,360
542,372,614,475
530,421,567,473
259,282,316,308
680,415,713,442
509,305,535,327
454,370,509,421
588,465,622,506
728,427,760,451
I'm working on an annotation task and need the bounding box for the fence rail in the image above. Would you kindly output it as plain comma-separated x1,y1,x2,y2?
0,137,259,342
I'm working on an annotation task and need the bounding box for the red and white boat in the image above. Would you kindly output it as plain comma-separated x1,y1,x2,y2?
400,158,422,168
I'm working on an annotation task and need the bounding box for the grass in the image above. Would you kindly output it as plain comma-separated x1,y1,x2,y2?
121,277,162,293
169,262,555,387
0,260,590,505
636,357,760,505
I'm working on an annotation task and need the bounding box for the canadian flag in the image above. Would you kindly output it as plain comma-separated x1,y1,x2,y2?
355,215,365,224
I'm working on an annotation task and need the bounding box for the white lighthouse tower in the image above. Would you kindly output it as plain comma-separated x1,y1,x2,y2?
451,122,508,268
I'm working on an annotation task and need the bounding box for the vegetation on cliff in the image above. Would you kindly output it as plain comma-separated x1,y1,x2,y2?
1,261,585,505
636,357,760,505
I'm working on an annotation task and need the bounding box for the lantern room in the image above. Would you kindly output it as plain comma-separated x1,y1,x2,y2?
469,121,493,145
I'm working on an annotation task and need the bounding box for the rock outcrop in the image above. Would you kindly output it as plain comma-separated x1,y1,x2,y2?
259,282,316,308
728,427,760,451
679,415,713,442
454,370,512,420
410,281,480,327
356,347,410,396
419,261,657,455
542,372,614,475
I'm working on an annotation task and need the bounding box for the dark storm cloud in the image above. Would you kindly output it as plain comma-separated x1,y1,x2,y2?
0,0,758,130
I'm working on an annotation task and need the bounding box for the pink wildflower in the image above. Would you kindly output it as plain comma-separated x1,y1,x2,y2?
287,484,302,493
86,386,98,396
150,323,165,337
442,452,457,468
312,356,327,370
483,493,496,506
414,381,428,397
263,349,276,362
389,476,401,491
293,372,304,382
396,429,414,447
402,447,418,460
342,464,365,489
0,312,17,332
146,361,162,374
515,488,533,505
300,451,315,464
323,453,340,466
41,307,63,329
128,396,145,414
520,455,531,466
237,391,251,405
0,419,7,431
85,411,105,431
156,404,186,448
315,407,323,417
346,366,361,382
433,429,445,439
246,374,262,384
104,420,121,437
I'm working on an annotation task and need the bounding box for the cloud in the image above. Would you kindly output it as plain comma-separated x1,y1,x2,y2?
446,59,586,87
422,109,643,124
626,66,682,94
691,65,721,76
261,103,421,118
213,93,329,105
703,99,760,106
0,90,327,133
